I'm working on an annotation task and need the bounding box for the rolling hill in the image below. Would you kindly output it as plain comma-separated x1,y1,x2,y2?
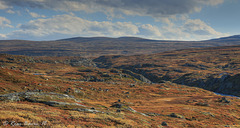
1,35,240,57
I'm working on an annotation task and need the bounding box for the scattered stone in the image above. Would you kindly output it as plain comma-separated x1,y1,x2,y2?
116,109,121,113
201,112,215,117
74,89,85,95
36,101,84,107
195,102,210,106
66,88,72,93
111,103,123,108
146,113,163,116
126,107,137,113
10,66,16,70
186,99,198,103
119,74,128,78
8,95,20,102
161,121,168,126
74,108,102,113
193,100,198,102
130,84,135,87
169,113,185,119
139,113,148,116
218,97,231,103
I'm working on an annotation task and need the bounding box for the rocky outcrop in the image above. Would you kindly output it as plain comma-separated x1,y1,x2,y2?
173,74,240,97
93,55,121,68
67,58,96,67
121,69,152,83
72,108,103,113
113,64,240,96
0,91,84,107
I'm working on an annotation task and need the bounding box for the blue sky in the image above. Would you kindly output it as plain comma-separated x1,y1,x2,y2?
0,0,239,41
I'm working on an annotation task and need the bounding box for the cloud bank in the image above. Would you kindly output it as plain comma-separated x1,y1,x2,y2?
0,0,224,18
5,14,226,41
8,14,139,40
0,0,227,40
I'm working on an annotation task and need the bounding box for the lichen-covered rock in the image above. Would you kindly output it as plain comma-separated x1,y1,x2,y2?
169,113,185,119
0,91,82,106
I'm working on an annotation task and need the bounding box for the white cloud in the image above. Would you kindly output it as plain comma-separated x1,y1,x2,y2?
0,1,9,9
0,16,13,28
6,9,15,14
161,19,228,40
26,9,46,18
8,14,140,40
182,19,222,36
29,12,46,18
138,24,162,38
0,33,7,39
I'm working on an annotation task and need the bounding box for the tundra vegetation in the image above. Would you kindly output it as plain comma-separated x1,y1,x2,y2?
0,45,240,127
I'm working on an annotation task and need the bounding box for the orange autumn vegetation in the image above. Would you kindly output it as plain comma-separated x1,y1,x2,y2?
0,45,240,128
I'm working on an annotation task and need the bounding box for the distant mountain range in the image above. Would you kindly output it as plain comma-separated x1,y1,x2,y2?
209,35,240,42
58,36,160,42
59,35,240,42
0,35,240,57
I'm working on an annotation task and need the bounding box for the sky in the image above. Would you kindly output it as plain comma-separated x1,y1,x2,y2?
0,0,239,41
